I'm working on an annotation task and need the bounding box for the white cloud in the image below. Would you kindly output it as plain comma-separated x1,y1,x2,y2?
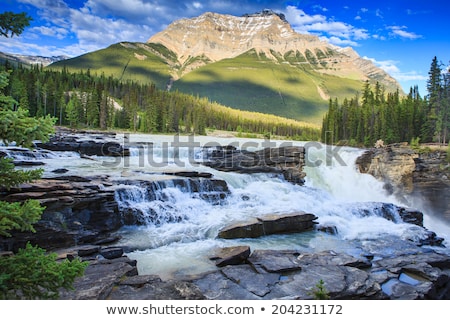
192,2,203,10
325,36,358,47
388,26,422,40
30,26,69,40
375,9,383,19
364,56,427,81
284,6,369,45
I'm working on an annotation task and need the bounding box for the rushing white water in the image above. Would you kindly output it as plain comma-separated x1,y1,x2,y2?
3,134,450,280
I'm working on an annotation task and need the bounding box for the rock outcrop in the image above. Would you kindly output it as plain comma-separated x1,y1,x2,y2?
356,144,450,221
36,128,130,157
0,174,231,251
356,144,418,194
217,212,317,239
202,145,306,185
0,175,121,251
57,244,205,300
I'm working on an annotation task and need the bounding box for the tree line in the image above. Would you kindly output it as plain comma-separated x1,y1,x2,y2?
1,11,87,300
321,56,450,147
2,62,320,140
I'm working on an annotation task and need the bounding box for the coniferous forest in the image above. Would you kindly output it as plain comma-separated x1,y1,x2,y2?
321,57,450,147
1,62,320,140
1,55,449,147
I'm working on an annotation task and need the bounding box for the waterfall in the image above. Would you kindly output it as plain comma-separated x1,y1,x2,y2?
114,177,230,226
8,133,447,280
107,135,450,279
0,146,77,161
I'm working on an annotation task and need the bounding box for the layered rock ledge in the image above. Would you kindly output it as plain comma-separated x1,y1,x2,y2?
217,212,318,239
201,145,306,185
356,144,450,221
0,174,231,251
35,127,130,156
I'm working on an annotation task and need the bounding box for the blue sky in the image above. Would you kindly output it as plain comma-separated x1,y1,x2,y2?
1,0,449,96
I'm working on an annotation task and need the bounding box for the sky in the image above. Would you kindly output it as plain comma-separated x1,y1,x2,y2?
1,0,449,96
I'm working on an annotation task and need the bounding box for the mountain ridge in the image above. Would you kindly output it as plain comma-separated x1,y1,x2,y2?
46,10,404,124
0,51,68,67
148,10,401,91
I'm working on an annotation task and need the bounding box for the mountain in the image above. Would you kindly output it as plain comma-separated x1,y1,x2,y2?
149,10,398,87
0,51,68,67
49,10,403,125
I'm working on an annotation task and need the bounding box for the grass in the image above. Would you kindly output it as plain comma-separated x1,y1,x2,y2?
49,42,174,88
174,49,364,124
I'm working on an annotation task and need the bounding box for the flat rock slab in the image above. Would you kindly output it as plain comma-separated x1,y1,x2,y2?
248,250,302,273
218,212,317,239
218,218,263,239
108,278,205,300
220,264,280,297
192,271,262,300
59,257,138,300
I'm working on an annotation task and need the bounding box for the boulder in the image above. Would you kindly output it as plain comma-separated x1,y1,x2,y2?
259,212,317,235
248,250,302,273
218,218,264,239
210,246,251,267
202,145,306,185
217,212,317,239
35,127,129,156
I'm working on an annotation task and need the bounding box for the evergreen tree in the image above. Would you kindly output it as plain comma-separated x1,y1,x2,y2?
422,56,442,142
0,11,31,38
0,12,87,299
0,69,87,300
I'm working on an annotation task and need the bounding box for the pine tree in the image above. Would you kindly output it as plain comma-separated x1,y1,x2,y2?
422,56,442,142
0,68,86,300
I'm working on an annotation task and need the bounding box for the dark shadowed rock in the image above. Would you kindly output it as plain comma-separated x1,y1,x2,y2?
59,257,138,300
100,247,125,260
217,213,318,239
259,212,317,235
217,218,264,239
316,224,338,235
210,246,251,267
202,145,306,185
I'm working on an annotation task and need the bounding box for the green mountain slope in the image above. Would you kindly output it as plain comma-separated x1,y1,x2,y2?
173,49,363,124
49,42,175,88
48,42,370,125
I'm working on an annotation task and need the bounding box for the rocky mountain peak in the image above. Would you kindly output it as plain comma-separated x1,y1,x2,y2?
242,9,288,22
148,10,325,65
147,11,402,92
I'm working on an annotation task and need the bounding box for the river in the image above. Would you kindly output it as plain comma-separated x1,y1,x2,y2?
4,133,450,280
